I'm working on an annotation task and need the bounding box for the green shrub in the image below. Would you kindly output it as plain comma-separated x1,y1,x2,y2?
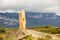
45,35,52,40
25,35,32,40
0,29,5,33
0,37,3,40
37,37,43,40
51,29,57,34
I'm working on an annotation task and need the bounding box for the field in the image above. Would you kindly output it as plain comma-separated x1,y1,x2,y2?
27,25,60,34
0,25,60,40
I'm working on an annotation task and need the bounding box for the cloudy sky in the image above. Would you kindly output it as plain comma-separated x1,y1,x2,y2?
0,0,60,15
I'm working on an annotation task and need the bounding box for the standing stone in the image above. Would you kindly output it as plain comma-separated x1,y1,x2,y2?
19,10,26,34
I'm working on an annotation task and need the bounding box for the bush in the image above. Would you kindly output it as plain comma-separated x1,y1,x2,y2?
51,29,57,34
0,37,3,40
37,37,43,40
0,28,5,33
25,35,32,40
45,35,52,40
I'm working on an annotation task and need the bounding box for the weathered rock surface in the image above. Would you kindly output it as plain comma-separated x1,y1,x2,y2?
19,10,26,34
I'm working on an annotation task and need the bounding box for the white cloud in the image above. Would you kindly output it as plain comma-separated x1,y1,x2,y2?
0,0,60,15
0,10,18,13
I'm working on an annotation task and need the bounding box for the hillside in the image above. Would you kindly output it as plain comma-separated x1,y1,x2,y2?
0,27,60,40
7,29,60,40
0,12,60,27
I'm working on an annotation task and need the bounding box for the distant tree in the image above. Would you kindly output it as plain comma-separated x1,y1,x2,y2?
45,24,51,28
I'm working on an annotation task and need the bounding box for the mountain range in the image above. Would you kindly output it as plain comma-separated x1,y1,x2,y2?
0,12,60,27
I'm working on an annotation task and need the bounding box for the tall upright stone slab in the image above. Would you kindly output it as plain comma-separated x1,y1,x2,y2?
19,10,26,34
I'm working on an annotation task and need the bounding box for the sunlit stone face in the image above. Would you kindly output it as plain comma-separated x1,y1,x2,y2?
19,10,26,31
